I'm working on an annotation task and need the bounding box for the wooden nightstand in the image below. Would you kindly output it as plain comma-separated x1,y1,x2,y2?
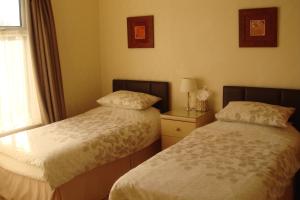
160,110,214,149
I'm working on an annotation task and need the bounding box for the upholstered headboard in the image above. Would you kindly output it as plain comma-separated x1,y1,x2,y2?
113,79,169,113
223,86,300,131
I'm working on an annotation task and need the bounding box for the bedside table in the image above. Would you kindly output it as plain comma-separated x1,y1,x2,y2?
160,110,214,149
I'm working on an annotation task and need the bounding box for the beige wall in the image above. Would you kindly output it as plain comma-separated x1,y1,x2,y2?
52,0,101,116
99,0,300,111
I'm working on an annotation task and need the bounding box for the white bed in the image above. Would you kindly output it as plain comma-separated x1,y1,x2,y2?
0,106,160,187
109,121,300,200
0,79,170,200
109,86,300,200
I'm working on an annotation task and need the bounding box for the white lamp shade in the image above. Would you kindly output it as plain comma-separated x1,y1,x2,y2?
180,78,197,92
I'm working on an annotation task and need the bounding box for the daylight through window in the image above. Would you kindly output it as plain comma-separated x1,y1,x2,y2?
0,0,42,136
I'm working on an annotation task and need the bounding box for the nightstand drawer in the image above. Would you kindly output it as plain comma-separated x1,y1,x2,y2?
161,119,196,137
161,135,182,149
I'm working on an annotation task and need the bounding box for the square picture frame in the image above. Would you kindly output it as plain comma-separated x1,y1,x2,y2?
127,15,154,48
239,7,278,47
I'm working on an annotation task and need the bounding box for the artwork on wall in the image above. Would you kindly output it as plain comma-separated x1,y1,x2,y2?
239,7,278,47
127,15,154,48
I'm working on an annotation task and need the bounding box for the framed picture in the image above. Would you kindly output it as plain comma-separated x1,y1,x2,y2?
239,7,278,47
127,15,154,48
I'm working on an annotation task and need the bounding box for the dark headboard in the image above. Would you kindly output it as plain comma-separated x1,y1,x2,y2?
113,79,169,113
223,86,300,131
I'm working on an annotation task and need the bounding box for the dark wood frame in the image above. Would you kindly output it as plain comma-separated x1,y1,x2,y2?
239,7,278,47
127,15,154,48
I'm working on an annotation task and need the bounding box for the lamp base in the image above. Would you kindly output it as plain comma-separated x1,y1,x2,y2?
184,92,193,111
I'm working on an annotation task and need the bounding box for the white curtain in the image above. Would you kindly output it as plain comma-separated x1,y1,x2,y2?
0,0,42,136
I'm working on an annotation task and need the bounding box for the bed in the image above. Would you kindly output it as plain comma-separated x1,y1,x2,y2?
109,86,300,200
0,79,169,200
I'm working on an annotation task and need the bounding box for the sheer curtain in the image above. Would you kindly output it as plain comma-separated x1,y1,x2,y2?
0,1,43,136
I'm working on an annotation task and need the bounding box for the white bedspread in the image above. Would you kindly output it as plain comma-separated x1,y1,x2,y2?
110,121,300,200
0,106,160,188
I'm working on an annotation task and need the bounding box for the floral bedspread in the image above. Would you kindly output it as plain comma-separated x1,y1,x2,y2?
110,121,300,200
0,106,160,188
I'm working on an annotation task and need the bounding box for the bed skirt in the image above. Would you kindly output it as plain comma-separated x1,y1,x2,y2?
0,140,161,200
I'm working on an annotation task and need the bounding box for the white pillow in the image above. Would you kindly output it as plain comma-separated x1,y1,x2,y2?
215,101,295,128
97,90,161,110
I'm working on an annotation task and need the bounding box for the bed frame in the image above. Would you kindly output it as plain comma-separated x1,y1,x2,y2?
223,86,300,200
0,79,169,200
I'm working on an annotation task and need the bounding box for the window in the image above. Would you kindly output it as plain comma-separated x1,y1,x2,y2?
0,0,42,136
0,0,21,27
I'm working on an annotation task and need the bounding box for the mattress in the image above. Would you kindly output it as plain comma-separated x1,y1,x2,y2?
0,106,160,188
109,121,300,200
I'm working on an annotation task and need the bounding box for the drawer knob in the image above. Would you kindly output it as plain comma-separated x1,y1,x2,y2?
176,127,181,132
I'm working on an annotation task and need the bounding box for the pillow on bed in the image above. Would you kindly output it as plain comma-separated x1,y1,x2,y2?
96,90,161,110
215,101,295,128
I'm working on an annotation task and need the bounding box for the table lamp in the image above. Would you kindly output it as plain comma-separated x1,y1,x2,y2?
180,78,197,111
